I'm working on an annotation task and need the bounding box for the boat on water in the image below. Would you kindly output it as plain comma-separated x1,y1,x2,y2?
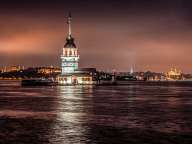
21,78,57,86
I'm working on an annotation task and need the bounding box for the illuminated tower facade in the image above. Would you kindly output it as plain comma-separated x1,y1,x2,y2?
61,13,79,75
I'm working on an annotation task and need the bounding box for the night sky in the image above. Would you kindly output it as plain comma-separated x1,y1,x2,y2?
0,0,192,72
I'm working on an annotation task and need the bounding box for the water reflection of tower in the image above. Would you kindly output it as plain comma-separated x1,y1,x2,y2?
49,86,93,143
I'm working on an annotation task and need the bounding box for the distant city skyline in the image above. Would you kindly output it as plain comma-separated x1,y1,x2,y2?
0,0,192,72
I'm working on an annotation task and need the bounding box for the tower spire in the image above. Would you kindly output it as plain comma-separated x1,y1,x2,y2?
67,12,72,37
64,12,76,48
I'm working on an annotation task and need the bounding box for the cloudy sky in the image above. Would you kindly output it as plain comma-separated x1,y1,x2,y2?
0,0,192,72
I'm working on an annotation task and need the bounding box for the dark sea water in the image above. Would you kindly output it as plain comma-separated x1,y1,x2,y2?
0,81,192,144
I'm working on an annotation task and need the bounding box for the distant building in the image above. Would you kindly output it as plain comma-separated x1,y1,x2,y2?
37,67,61,74
165,67,183,80
143,71,163,81
57,13,95,85
135,72,145,80
1,66,22,73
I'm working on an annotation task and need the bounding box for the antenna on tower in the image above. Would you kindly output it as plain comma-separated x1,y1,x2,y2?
67,12,72,37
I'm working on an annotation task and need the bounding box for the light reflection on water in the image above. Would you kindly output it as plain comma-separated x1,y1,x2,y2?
0,82,192,144
49,86,93,144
